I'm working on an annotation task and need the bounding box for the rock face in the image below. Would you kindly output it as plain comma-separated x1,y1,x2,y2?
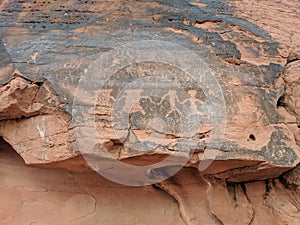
0,0,300,224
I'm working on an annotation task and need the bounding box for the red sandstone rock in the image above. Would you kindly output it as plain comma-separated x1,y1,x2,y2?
0,0,300,224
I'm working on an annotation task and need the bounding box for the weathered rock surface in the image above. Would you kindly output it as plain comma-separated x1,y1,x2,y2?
1,137,300,225
0,139,185,225
0,0,299,224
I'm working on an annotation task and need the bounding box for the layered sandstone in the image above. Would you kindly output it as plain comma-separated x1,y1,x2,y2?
0,0,299,224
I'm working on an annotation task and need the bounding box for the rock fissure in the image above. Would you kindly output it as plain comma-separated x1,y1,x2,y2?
153,184,189,225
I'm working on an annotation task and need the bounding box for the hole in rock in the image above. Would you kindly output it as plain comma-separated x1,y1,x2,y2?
248,134,256,141
0,137,25,165
277,95,285,108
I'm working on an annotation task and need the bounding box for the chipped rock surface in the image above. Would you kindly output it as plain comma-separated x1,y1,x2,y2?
0,0,300,224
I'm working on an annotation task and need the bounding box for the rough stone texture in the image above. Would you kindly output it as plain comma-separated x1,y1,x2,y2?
156,168,300,225
233,0,300,149
0,76,79,164
0,0,300,224
1,137,300,225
